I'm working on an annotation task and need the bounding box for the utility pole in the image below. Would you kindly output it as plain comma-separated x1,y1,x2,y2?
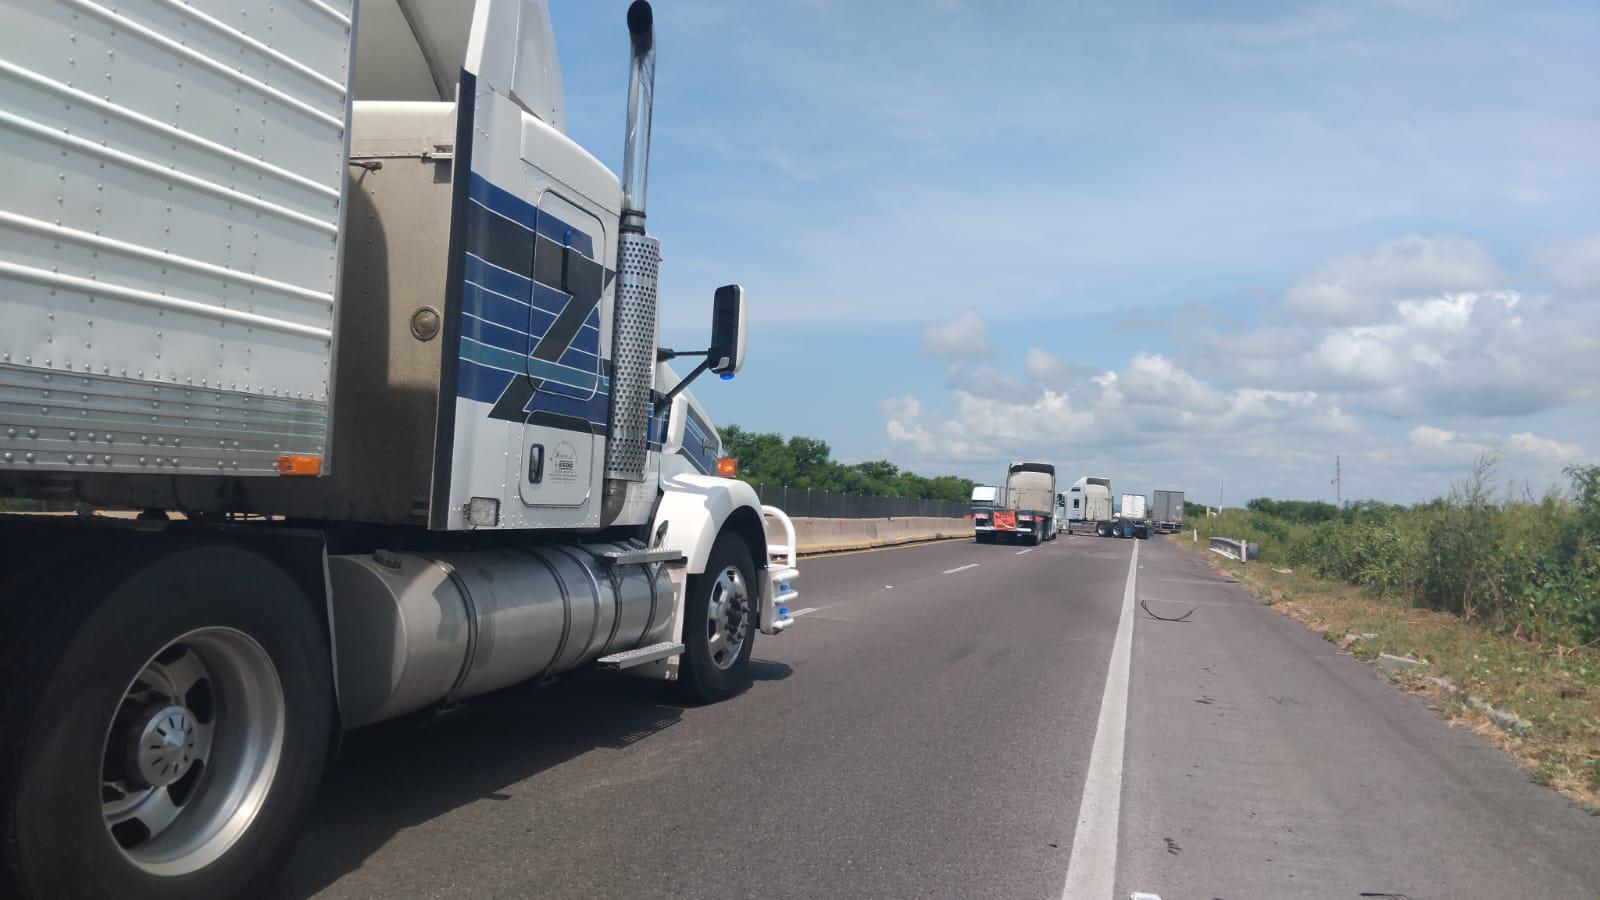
1218,477,1224,512
1331,454,1343,508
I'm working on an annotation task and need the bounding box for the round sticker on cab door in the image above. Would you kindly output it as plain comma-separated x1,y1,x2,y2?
550,441,579,483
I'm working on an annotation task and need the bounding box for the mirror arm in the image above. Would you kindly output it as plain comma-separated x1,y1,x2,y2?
654,357,712,412
655,347,708,363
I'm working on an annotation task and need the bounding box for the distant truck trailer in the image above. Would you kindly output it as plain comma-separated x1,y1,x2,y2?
1120,493,1148,521
1112,492,1151,539
971,484,1007,507
1153,489,1185,533
974,462,1059,545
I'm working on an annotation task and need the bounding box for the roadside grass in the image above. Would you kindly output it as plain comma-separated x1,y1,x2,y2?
1169,531,1600,811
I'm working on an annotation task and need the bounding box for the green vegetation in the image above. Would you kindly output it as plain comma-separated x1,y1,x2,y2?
718,426,973,503
1191,456,1600,646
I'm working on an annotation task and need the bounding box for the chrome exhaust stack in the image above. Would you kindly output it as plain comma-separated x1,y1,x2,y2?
620,0,655,235
604,1,660,502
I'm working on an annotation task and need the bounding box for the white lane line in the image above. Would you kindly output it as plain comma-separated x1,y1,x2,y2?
1060,539,1139,899
791,607,819,617
1016,547,1035,555
942,563,980,575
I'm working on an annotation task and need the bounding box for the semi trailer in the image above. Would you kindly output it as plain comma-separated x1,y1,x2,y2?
974,461,1057,544
1153,489,1185,533
0,2,799,897
1112,492,1151,539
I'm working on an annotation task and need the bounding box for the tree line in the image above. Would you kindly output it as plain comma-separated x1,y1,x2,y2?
719,425,973,503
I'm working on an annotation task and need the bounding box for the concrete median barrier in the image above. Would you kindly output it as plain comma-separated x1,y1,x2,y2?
767,515,972,554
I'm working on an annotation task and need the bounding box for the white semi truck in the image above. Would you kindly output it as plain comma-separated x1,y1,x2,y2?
1066,475,1114,535
0,2,799,896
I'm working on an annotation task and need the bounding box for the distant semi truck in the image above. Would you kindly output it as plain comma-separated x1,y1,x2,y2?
1066,476,1114,535
974,462,1058,544
1153,489,1185,533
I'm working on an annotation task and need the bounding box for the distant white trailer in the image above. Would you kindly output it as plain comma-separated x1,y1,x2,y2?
1119,492,1148,520
971,484,1006,506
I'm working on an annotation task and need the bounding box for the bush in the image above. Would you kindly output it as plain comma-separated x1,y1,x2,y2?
1203,457,1600,647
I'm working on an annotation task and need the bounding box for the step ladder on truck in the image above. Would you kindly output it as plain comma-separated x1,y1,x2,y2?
0,2,797,897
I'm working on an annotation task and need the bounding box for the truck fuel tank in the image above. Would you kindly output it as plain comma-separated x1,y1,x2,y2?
328,543,675,728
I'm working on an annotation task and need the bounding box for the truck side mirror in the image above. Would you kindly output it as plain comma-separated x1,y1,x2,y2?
708,284,746,376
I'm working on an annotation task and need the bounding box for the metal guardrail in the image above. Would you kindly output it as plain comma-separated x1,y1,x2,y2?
1209,536,1259,562
749,484,968,519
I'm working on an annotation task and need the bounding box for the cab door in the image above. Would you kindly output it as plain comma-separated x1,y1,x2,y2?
514,189,606,511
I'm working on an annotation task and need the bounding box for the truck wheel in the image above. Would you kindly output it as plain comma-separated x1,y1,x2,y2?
679,534,757,704
1,544,332,900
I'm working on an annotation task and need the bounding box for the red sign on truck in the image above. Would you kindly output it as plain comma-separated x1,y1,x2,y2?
991,510,1017,530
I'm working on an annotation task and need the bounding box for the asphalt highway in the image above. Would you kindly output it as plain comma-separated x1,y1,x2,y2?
273,533,1600,899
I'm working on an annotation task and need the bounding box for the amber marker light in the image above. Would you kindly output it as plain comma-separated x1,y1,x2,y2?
275,454,323,476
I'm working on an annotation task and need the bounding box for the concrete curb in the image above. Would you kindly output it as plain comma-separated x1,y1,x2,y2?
1423,675,1534,736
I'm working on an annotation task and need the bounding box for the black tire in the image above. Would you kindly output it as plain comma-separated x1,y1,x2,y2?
679,533,758,704
1,543,333,900
975,533,992,544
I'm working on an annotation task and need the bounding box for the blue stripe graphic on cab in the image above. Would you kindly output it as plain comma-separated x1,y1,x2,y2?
462,255,532,304
458,359,609,429
458,357,516,406
460,339,602,393
467,173,595,257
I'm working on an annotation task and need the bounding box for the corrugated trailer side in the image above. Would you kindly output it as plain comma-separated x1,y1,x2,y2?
0,0,355,479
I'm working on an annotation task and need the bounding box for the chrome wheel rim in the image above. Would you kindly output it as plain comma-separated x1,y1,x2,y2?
99,627,285,877
705,565,750,670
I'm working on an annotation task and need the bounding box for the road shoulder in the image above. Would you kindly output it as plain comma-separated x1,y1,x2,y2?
1116,536,1600,898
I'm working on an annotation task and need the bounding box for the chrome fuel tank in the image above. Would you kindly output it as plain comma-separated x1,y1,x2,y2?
328,543,674,728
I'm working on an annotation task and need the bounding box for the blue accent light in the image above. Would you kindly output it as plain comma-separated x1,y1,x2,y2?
720,373,734,380
779,607,789,616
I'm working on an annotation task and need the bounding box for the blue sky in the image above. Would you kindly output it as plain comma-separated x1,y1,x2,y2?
550,0,1600,504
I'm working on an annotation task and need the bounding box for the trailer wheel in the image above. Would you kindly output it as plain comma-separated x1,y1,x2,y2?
1,544,332,900
679,533,757,704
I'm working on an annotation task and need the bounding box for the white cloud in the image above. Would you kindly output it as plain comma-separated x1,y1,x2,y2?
1023,347,1093,387
1409,424,1459,449
1282,236,1499,325
1506,432,1585,464
878,234,1598,502
918,310,992,360
882,395,935,453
